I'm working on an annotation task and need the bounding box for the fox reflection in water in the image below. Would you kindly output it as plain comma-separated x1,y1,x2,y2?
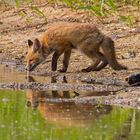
26,76,112,127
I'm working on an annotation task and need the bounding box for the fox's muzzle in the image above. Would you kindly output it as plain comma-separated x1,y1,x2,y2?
25,62,40,72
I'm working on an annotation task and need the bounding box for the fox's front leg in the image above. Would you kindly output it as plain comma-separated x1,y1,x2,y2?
59,49,72,73
52,50,64,71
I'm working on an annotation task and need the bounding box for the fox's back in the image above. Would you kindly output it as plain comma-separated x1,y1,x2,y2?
45,22,103,46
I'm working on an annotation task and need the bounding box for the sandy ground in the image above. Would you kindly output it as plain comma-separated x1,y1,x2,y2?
0,3,140,108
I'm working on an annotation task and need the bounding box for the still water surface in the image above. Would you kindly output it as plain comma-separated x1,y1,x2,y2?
0,89,140,140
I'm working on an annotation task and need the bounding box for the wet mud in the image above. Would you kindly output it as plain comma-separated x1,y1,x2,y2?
0,64,140,110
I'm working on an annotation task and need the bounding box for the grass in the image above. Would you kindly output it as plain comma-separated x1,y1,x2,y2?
1,0,139,25
0,89,139,140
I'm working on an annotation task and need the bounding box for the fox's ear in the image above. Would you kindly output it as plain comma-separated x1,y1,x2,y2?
28,39,33,47
33,38,41,52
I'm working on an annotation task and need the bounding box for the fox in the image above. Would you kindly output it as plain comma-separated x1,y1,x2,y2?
25,22,127,72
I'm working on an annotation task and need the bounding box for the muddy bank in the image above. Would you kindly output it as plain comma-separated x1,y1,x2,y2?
1,81,139,109
0,80,131,91
1,62,140,110
44,92,140,110
1,75,140,109
0,82,95,91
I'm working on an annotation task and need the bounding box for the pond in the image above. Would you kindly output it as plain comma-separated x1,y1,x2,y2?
0,89,140,140
0,65,140,140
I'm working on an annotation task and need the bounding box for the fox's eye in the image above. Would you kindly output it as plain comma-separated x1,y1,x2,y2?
29,59,33,62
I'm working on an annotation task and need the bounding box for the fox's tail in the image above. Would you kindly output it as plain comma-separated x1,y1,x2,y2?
100,36,127,70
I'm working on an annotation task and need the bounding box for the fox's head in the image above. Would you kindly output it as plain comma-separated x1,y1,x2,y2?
25,38,46,71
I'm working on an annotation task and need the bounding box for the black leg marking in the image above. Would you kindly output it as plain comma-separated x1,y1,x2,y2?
59,50,71,73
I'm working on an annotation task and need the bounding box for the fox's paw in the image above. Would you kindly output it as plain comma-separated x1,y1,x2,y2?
81,67,92,72
58,69,67,73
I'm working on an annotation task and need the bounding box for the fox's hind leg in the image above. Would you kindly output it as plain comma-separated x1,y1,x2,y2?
81,57,100,72
94,60,108,71
92,52,108,71
78,42,108,72
81,51,108,72
79,47,101,72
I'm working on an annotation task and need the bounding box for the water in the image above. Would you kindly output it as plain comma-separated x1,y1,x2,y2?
0,65,140,140
0,89,140,140
0,65,54,83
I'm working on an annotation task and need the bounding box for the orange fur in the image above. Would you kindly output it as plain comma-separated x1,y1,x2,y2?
25,22,127,72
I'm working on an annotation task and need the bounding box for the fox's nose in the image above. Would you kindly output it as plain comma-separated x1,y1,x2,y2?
25,66,29,71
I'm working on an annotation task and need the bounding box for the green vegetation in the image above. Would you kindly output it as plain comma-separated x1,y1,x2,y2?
1,0,139,26
50,0,117,16
0,89,140,140
2,0,140,16
48,0,140,16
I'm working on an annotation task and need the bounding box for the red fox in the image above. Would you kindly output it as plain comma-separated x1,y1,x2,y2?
25,22,127,72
